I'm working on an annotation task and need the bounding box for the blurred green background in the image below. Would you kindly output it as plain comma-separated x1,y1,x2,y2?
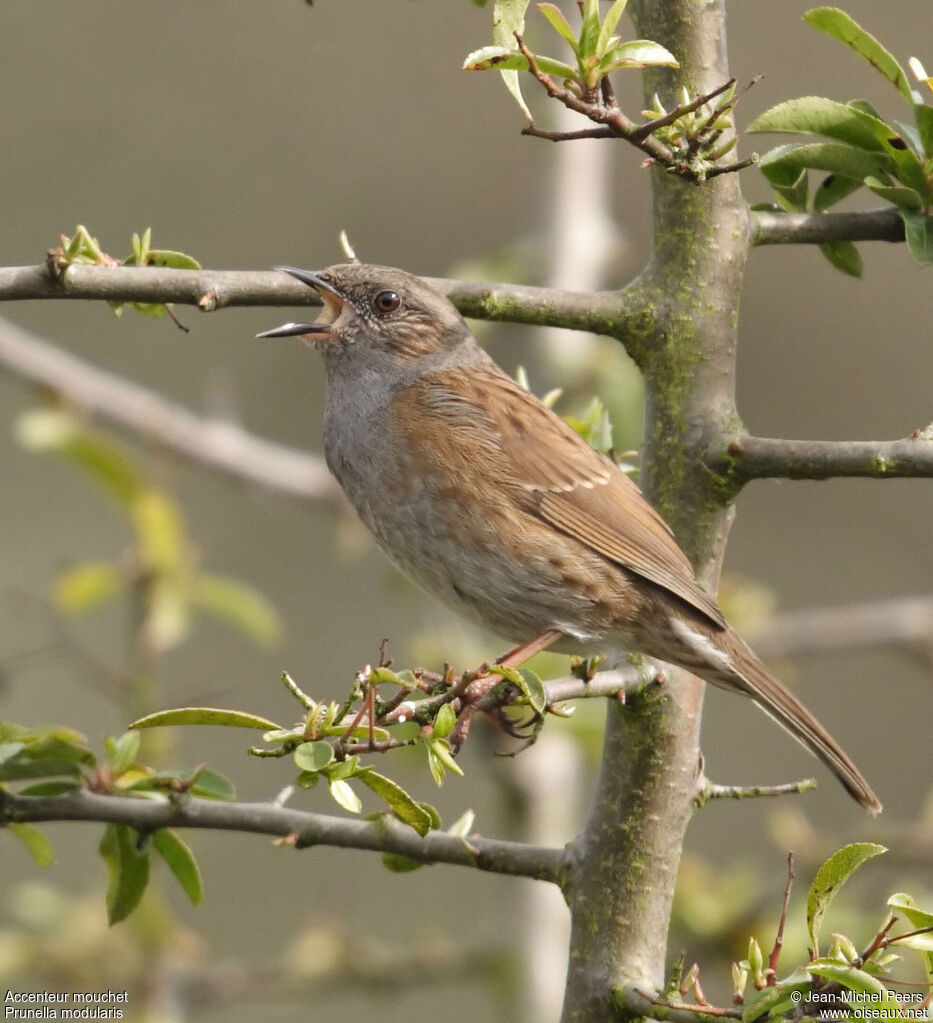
1,2,931,1021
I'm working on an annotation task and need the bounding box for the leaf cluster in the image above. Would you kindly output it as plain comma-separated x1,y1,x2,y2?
1,722,232,922
750,7,933,272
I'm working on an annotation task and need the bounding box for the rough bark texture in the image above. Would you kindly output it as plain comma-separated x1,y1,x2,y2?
560,3,749,1019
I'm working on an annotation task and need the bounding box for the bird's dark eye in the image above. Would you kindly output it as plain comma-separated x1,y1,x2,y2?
373,290,401,314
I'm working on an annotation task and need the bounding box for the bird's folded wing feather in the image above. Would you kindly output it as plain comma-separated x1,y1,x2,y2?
396,367,726,630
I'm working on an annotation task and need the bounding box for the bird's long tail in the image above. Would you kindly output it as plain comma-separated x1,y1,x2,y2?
687,625,882,814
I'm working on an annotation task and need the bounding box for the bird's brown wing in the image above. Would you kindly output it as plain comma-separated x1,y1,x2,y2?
394,366,727,630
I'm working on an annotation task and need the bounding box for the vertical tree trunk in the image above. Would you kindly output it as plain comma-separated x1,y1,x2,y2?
560,2,750,1019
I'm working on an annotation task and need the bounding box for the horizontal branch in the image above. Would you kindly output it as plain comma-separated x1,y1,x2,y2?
616,986,740,1022
751,207,905,246
0,316,343,505
0,264,630,335
748,593,933,660
0,788,566,884
714,433,933,481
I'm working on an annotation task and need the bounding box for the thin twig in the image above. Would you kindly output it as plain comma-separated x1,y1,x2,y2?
768,853,795,981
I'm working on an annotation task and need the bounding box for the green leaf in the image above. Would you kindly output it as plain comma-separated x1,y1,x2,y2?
54,561,125,614
462,44,576,78
106,732,141,775
493,0,532,120
8,823,55,866
803,8,914,103
748,97,890,151
496,664,547,714
596,0,629,57
99,823,150,925
914,103,933,157
16,780,81,796
863,176,923,209
15,410,144,506
447,808,475,837
357,770,433,835
152,829,203,905
131,489,186,573
147,249,201,270
293,741,334,773
899,210,933,264
429,739,464,777
812,172,865,212
578,0,599,59
327,778,362,814
130,707,282,730
887,893,933,986
599,39,678,72
189,767,235,800
759,141,887,185
807,843,886,954
820,240,863,277
771,167,810,213
381,852,425,872
193,574,283,647
741,978,811,1023
536,3,577,52
433,702,457,739
808,959,887,998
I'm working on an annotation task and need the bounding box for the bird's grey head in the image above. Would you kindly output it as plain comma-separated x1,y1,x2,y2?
258,263,471,366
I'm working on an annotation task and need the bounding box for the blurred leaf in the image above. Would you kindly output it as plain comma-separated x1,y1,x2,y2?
433,702,457,739
16,780,81,796
812,171,864,211
54,560,125,615
808,959,887,997
899,210,933,263
536,3,577,52
105,732,141,776
327,778,362,814
914,102,933,156
599,39,678,72
15,410,143,506
493,0,532,119
99,823,150,925
463,44,576,78
381,852,424,872
147,249,201,270
357,770,433,835
578,0,599,58
429,739,464,777
293,741,334,773
7,823,55,866
807,843,887,954
189,767,236,800
496,664,547,714
143,579,191,653
596,0,629,57
820,240,863,276
152,829,203,905
748,97,890,151
447,808,475,837
131,489,186,573
803,7,914,102
193,574,283,647
863,176,922,209
130,707,282,730
759,141,886,184
887,893,933,986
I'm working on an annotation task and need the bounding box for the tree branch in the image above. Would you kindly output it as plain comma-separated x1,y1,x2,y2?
0,787,567,884
0,264,634,335
748,593,933,661
616,986,741,1022
714,434,933,481
0,316,343,506
751,208,905,246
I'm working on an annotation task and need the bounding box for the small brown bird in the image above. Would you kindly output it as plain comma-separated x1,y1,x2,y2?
259,262,881,814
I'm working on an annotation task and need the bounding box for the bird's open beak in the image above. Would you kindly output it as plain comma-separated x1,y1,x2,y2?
256,267,346,342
